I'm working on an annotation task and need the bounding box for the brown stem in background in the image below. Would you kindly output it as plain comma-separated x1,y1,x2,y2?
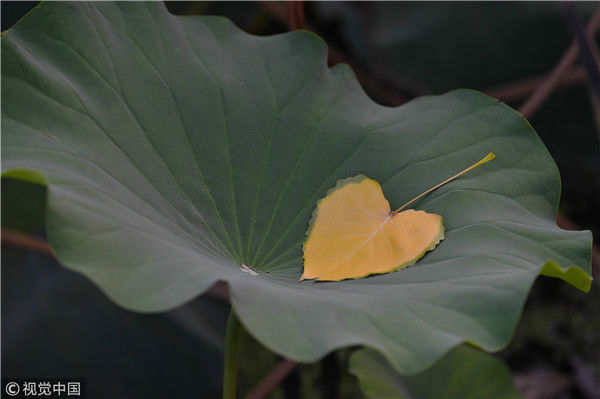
484,65,586,104
563,4,600,100
511,5,600,284
518,8,600,118
1,229,52,255
513,372,573,399
263,1,593,106
245,359,299,399
286,1,305,31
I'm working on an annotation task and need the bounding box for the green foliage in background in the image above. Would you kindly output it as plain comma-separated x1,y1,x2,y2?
350,345,521,399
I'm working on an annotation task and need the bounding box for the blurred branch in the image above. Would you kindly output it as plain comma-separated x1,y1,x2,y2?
519,8,600,118
1,228,232,302
1,229,52,255
286,1,305,31
514,371,572,399
245,359,299,399
569,355,600,399
509,6,600,284
263,2,599,108
484,65,586,104
564,4,600,100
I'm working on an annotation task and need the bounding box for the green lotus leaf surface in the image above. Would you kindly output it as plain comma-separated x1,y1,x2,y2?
350,345,522,399
1,2,592,374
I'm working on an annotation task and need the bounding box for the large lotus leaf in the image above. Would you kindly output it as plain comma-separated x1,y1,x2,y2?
1,2,592,374
349,345,521,399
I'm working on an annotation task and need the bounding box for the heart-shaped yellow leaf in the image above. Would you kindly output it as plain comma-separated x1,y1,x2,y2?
302,176,444,281
302,153,495,281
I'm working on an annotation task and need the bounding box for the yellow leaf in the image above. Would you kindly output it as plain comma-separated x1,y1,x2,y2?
302,153,495,281
301,176,444,281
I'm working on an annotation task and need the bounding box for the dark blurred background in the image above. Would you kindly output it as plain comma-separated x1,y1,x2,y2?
2,2,599,398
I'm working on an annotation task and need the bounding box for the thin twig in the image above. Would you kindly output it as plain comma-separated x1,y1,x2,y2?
519,8,600,118
245,359,299,399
